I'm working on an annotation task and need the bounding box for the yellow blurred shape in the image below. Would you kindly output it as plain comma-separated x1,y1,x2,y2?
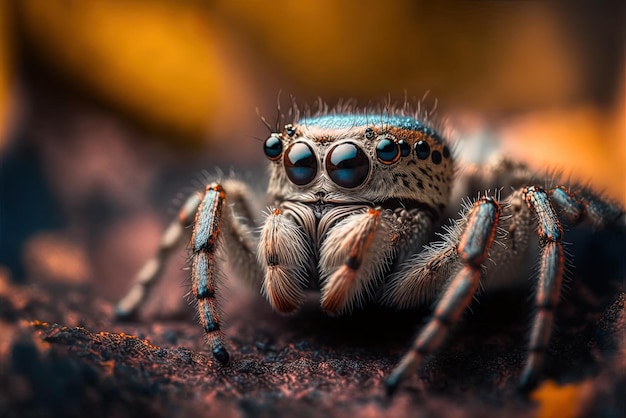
17,0,225,143
501,106,626,205
531,380,589,418
215,0,584,111
0,0,12,150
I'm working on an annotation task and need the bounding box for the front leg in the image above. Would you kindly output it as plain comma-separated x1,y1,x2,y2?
191,179,264,364
115,178,262,321
191,183,230,363
319,207,396,315
258,205,312,313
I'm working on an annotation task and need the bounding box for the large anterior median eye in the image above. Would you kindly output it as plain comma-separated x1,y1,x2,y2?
284,142,318,185
326,142,370,188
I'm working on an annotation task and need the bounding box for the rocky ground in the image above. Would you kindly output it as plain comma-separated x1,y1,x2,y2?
0,228,625,418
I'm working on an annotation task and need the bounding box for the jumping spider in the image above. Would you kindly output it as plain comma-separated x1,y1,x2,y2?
115,100,624,395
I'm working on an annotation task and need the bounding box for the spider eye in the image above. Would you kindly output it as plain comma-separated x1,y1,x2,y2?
398,139,411,157
285,124,297,137
326,142,370,188
284,142,318,185
263,135,283,161
414,140,430,160
375,138,401,165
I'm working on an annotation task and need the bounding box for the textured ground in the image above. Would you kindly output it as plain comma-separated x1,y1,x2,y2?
0,227,625,418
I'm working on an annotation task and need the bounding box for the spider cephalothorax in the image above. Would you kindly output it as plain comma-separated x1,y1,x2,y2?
266,113,453,211
115,100,624,396
259,110,454,315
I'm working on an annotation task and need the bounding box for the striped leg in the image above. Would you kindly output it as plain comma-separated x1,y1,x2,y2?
549,185,624,228
320,208,394,315
518,186,564,390
115,178,262,320
191,183,229,364
519,184,624,390
385,196,501,396
115,191,202,319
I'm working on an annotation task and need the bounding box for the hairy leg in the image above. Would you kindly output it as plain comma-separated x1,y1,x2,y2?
115,178,263,333
258,205,312,313
385,196,501,395
319,207,396,315
385,180,623,395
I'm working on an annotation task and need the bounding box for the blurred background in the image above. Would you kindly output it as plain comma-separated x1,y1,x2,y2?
0,1,624,316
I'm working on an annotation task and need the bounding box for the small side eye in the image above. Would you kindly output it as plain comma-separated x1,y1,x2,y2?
263,135,283,161
285,124,297,137
414,140,430,160
375,137,401,165
398,139,411,157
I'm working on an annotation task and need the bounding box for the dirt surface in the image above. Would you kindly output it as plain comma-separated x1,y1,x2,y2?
0,232,625,418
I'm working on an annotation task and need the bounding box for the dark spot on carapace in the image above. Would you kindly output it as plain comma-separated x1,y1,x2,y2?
418,167,432,179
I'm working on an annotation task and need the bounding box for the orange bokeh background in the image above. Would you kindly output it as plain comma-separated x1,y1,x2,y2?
0,1,623,303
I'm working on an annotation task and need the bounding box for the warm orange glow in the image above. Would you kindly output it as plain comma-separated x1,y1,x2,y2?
17,1,225,142
0,0,11,150
501,106,626,205
531,380,591,418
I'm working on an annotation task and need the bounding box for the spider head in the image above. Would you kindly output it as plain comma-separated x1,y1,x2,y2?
264,110,454,214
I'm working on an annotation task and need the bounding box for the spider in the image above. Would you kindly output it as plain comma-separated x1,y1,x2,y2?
114,99,624,396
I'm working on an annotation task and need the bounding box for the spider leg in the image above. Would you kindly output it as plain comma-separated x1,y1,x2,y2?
548,185,624,228
382,231,458,311
460,157,624,228
516,185,564,390
116,179,262,366
258,205,312,313
188,182,233,363
115,190,202,319
191,179,263,364
518,185,624,390
385,196,501,396
319,207,395,315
